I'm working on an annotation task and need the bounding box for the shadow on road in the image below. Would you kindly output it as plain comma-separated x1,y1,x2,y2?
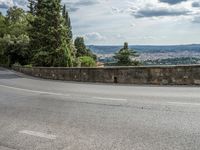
0,74,22,79
0,67,6,71
0,68,22,79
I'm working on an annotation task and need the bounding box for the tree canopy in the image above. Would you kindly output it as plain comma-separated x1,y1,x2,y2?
114,42,139,66
74,37,97,60
0,7,30,65
28,0,73,67
0,1,99,67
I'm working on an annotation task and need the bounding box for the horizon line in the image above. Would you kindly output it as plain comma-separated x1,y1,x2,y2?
86,43,200,46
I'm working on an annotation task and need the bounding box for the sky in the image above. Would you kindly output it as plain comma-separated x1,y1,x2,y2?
0,0,200,45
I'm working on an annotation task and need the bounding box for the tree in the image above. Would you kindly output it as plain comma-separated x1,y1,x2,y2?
29,0,73,67
62,5,73,44
0,12,7,64
3,34,30,65
0,7,30,66
62,4,66,17
61,5,76,65
74,37,97,61
6,7,28,37
114,42,139,66
62,5,73,41
28,0,36,15
0,13,7,38
6,7,25,24
74,37,87,57
79,56,96,67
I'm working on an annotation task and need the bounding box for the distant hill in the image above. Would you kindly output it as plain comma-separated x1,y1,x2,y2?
88,44,200,54
88,44,200,65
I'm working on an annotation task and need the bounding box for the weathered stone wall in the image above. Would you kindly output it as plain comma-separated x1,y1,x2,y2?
12,65,200,85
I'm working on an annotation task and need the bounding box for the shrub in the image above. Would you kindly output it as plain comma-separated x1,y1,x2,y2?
24,64,32,68
114,42,140,66
12,62,21,67
79,56,96,67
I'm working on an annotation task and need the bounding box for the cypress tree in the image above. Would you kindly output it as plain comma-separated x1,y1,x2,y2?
29,0,73,67
62,4,75,66
66,11,73,40
114,42,139,66
62,5,73,41
62,4,66,17
28,0,35,15
74,37,88,57
74,37,96,60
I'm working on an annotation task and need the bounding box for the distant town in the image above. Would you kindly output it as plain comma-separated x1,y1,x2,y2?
89,44,200,65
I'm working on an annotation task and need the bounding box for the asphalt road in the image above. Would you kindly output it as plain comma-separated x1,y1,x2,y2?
1,67,200,150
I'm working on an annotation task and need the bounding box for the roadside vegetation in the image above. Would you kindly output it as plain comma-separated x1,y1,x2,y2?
0,0,97,67
113,42,140,66
0,0,140,68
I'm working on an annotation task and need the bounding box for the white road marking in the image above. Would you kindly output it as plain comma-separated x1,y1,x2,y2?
93,97,127,101
168,102,200,106
0,84,70,96
19,130,56,140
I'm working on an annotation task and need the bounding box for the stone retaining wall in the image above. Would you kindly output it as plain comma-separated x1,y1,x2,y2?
12,65,200,85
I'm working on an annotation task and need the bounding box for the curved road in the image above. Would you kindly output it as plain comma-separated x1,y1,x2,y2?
0,67,200,150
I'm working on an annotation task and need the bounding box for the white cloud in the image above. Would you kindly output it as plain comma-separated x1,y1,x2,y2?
1,0,200,45
84,32,106,41
0,0,13,9
192,16,200,23
69,0,200,44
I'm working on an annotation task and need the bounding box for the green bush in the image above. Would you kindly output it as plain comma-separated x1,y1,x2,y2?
114,42,140,66
12,62,21,67
24,64,32,68
79,56,96,67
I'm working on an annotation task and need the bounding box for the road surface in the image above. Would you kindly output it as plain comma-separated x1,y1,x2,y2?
0,67,200,150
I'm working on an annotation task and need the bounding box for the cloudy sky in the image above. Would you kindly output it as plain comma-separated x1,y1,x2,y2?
1,0,200,45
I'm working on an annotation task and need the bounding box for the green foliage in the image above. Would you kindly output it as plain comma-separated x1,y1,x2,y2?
51,40,73,67
62,5,73,41
28,0,36,15
74,37,97,60
32,51,49,66
0,2,95,68
79,56,96,67
12,62,22,67
0,7,31,66
74,37,87,57
29,0,74,67
114,42,139,66
0,14,7,64
24,64,33,68
87,50,97,61
3,34,30,65
0,14,7,38
6,6,25,24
